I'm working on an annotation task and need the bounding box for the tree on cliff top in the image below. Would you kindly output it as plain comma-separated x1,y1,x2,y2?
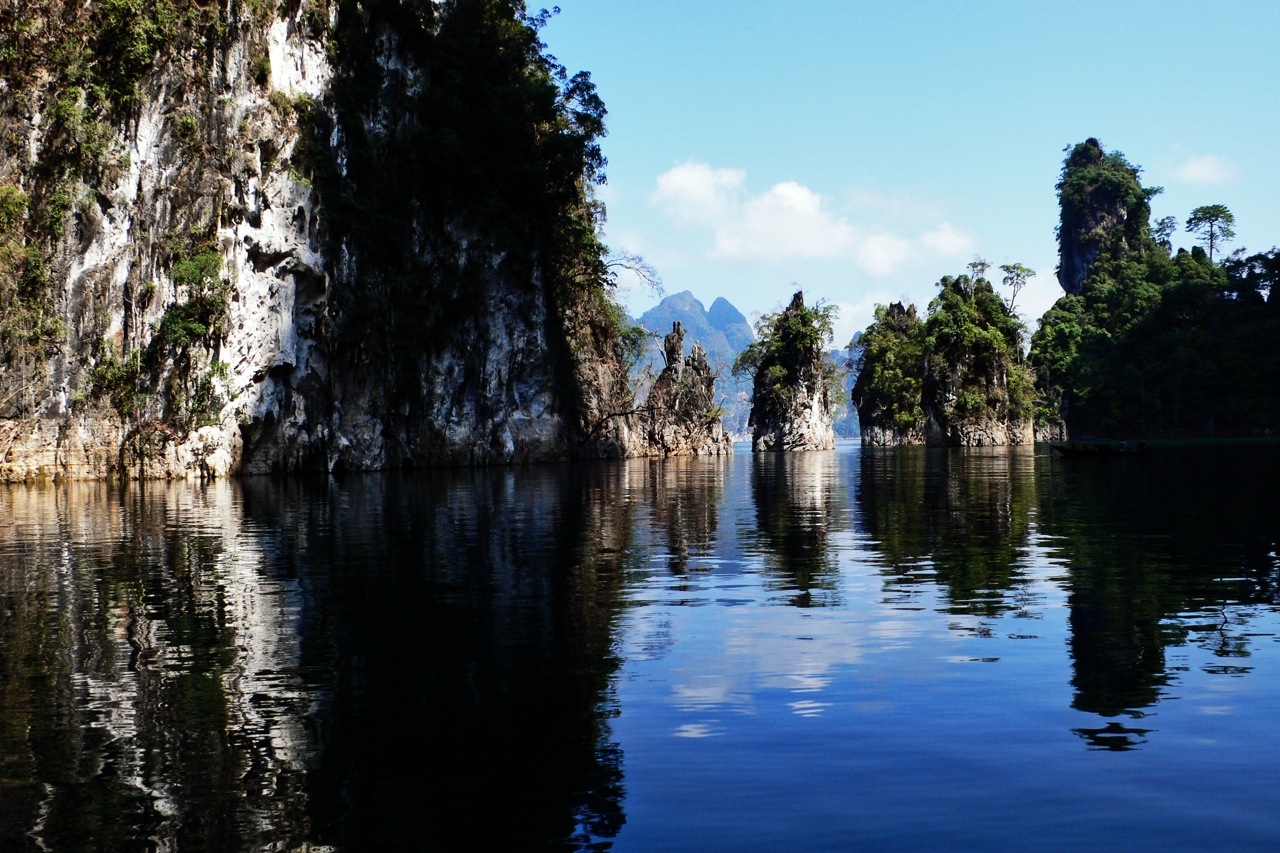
1186,204,1235,262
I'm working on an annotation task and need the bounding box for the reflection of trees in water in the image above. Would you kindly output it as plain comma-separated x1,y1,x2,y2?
239,465,633,850
857,447,1037,617
0,466,635,851
1037,446,1280,720
0,482,316,851
637,455,727,574
747,451,846,606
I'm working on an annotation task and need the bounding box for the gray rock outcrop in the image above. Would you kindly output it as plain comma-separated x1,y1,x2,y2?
632,322,732,456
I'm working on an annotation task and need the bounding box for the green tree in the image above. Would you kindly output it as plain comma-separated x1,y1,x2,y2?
999,263,1034,312
1153,216,1178,250
1186,204,1235,262
851,302,926,438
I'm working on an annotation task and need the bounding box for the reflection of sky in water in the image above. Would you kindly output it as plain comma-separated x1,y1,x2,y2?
611,444,1280,850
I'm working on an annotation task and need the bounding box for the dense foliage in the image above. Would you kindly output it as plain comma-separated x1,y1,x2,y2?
852,273,1032,441
285,0,638,437
732,291,840,422
1031,140,1280,437
311,1,616,345
850,302,925,436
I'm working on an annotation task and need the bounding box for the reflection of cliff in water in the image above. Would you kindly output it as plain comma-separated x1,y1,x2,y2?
0,482,318,851
1037,445,1280,721
0,466,635,850
747,450,847,606
857,447,1037,616
636,455,727,575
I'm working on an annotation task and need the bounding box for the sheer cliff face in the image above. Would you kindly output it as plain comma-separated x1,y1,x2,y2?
0,2,632,480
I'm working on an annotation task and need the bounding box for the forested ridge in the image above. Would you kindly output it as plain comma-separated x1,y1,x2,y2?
853,137,1279,443
1031,139,1279,438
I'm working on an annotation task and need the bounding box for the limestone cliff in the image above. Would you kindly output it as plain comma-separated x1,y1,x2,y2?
631,322,731,456
1057,138,1156,296
0,1,638,480
853,277,1033,447
741,292,835,452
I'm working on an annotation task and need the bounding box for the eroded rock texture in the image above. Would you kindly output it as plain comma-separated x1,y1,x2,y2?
632,322,732,457
0,2,637,479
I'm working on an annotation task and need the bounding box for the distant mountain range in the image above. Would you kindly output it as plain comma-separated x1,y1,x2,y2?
635,291,755,435
637,292,752,366
635,292,859,438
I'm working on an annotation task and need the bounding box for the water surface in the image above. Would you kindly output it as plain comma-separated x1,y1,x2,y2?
1,442,1278,850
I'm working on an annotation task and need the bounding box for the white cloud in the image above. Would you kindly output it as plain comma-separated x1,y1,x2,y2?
650,161,744,225
856,233,911,275
712,180,856,260
650,161,958,276
920,222,974,257
1173,154,1238,184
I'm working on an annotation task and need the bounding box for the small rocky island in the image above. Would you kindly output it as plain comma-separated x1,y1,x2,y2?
631,322,732,456
734,291,836,452
852,270,1033,446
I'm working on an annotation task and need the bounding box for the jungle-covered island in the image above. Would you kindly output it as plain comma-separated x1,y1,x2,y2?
853,138,1279,445
0,3,1276,481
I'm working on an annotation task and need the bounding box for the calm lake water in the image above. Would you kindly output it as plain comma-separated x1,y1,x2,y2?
1,441,1278,851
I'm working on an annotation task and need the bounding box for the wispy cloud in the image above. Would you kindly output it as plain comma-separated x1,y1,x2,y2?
856,233,911,274
1173,154,1238,184
920,222,974,257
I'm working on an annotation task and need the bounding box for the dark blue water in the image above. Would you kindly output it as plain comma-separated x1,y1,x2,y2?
1,442,1278,850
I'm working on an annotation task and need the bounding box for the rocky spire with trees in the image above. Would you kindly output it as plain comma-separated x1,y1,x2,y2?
852,273,1033,446
632,322,733,456
733,291,837,452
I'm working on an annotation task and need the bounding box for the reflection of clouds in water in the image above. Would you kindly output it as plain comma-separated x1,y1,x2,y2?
673,723,723,739
672,676,740,711
787,700,831,718
661,605,924,719
785,673,832,692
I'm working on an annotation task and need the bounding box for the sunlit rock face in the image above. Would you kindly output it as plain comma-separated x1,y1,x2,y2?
0,5,332,480
748,293,836,453
632,322,733,457
0,4,631,480
859,423,927,447
921,345,1034,448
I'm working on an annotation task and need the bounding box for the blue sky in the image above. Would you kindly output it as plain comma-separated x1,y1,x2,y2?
539,1,1280,347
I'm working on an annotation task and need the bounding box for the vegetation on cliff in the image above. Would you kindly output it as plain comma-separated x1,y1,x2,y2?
733,291,838,451
2,0,648,472
852,269,1033,445
1031,139,1279,437
303,0,638,452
